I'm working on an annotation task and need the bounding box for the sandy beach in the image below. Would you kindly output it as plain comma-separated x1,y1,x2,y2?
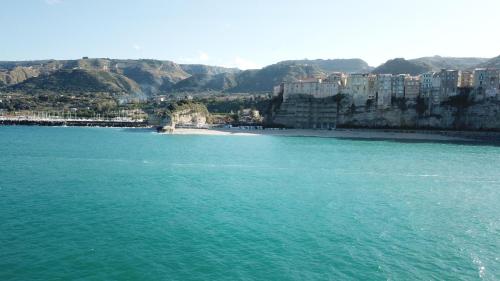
167,128,475,142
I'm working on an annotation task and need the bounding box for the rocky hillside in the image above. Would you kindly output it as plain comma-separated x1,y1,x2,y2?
0,58,191,96
372,58,432,75
0,66,41,85
230,62,326,93
478,55,500,69
11,69,141,94
2,55,497,96
171,61,329,93
0,57,370,95
372,56,493,75
179,64,240,76
171,73,237,92
114,59,189,94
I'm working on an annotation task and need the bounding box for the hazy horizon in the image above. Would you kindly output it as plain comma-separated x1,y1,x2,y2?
1,0,499,69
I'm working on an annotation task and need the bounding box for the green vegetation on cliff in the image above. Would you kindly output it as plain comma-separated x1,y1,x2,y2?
372,56,492,75
165,100,209,117
179,64,240,76
171,73,237,92
10,69,140,94
411,56,489,71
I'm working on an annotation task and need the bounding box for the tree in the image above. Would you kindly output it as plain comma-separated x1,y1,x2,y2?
333,94,346,128
415,96,428,116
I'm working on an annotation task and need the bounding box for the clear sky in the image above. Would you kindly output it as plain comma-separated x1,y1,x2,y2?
1,0,499,69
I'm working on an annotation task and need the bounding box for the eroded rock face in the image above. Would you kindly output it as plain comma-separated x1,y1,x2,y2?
0,66,41,85
171,109,207,126
161,108,207,128
273,95,500,130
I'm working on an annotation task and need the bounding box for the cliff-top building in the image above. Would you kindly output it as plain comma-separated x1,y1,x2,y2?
440,69,459,100
420,72,434,92
277,68,499,110
282,78,340,101
392,74,407,99
347,73,371,106
419,72,443,104
376,74,392,108
459,71,473,88
404,76,420,100
327,72,347,87
473,68,500,98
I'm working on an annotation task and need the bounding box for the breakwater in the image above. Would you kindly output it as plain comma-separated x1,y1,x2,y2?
0,117,149,127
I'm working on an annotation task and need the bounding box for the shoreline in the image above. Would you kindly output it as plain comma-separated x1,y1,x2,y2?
167,128,483,142
3,124,499,143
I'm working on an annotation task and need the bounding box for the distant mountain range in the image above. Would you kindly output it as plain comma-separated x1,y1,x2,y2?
278,59,373,73
412,56,489,70
1,55,498,96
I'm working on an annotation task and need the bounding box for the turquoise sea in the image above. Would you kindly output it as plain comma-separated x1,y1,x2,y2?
0,126,499,280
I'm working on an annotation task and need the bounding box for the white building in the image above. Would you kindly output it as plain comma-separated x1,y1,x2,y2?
439,69,459,100
282,78,340,101
327,72,347,87
346,74,371,106
404,76,420,100
420,72,434,92
391,74,407,98
419,72,442,104
376,74,392,107
473,68,500,98
277,68,499,108
431,73,442,104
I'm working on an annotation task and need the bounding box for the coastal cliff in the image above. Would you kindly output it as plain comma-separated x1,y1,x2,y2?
272,94,500,130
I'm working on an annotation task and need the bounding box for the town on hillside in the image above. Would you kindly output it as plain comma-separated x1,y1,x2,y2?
274,68,500,108
270,68,500,130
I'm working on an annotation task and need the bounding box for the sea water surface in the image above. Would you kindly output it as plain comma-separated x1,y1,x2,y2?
1,126,499,280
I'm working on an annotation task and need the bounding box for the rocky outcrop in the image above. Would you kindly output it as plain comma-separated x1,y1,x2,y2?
159,101,209,131
167,109,207,127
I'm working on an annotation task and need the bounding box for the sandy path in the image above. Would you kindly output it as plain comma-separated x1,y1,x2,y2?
166,128,473,142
